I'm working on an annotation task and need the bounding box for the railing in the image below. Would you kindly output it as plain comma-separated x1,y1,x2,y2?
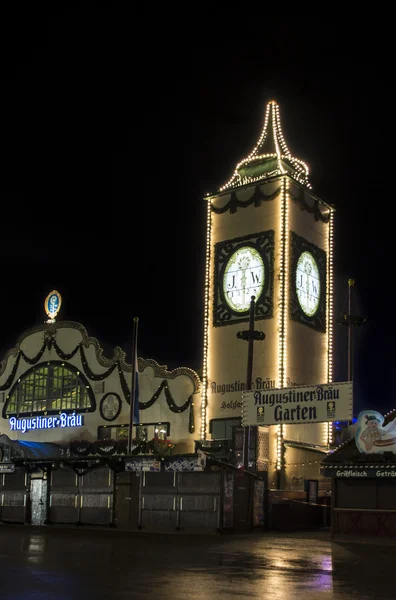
194,439,232,459
268,489,330,530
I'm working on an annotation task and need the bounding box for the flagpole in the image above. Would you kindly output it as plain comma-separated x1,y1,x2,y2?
127,317,139,455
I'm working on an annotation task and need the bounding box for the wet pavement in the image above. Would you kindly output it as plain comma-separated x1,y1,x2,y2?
0,525,395,599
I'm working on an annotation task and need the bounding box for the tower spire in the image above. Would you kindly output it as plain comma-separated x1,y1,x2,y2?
219,100,311,192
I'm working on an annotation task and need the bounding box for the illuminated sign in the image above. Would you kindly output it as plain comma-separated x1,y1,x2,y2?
44,290,62,321
0,463,15,473
242,381,353,425
323,468,396,478
355,410,396,454
125,459,161,472
9,412,84,434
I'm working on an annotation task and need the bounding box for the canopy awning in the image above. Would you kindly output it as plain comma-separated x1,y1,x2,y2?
0,434,63,459
283,439,328,454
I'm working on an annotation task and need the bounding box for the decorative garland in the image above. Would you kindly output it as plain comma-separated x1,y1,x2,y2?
164,383,191,412
288,187,330,223
51,338,80,361
119,374,193,415
119,368,134,403
69,440,93,456
1,335,194,419
211,185,281,215
0,341,49,390
95,439,119,456
79,344,118,380
211,181,331,223
0,353,21,391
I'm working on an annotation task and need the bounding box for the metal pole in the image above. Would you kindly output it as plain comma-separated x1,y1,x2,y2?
243,296,256,471
246,296,255,391
127,317,139,455
337,278,365,429
347,279,354,382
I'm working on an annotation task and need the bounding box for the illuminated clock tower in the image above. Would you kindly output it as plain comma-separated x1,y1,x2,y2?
201,101,335,489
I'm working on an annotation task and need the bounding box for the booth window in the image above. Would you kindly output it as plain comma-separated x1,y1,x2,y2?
4,362,94,416
136,425,148,441
98,423,170,441
154,424,167,440
210,418,241,440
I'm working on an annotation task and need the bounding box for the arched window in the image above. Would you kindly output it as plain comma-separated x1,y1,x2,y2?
4,362,95,417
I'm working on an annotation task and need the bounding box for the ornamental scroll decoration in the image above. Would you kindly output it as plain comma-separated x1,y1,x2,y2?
0,322,200,387
0,332,195,433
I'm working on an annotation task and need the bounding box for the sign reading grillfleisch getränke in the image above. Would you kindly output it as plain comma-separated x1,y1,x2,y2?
242,381,353,426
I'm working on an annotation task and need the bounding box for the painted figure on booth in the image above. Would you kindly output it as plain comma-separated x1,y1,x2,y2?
359,415,383,451
355,410,396,454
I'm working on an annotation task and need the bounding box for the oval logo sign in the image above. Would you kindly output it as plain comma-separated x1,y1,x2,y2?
44,290,62,320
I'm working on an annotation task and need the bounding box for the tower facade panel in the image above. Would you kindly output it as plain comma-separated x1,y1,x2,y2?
207,181,282,423
201,101,335,489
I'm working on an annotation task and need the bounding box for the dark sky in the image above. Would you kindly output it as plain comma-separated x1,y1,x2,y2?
0,10,393,415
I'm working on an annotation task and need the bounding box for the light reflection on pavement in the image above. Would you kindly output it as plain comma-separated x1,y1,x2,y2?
0,526,395,599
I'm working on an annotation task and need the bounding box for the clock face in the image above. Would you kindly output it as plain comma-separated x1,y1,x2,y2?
296,251,320,316
223,246,265,312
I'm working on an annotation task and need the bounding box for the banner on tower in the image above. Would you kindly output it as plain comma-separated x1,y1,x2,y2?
242,381,353,426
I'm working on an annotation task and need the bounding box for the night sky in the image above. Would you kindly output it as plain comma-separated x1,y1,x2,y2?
1,11,393,416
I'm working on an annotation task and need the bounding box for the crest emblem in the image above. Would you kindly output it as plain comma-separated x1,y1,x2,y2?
100,393,122,422
44,290,62,321
256,406,265,422
327,401,335,418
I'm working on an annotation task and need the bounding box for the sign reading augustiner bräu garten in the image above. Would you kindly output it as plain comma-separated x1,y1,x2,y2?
242,381,353,426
